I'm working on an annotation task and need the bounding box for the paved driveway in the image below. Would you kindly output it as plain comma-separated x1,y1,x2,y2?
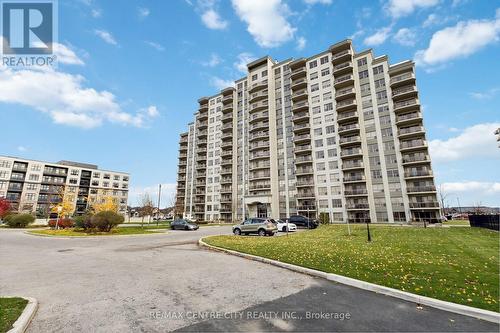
0,228,497,332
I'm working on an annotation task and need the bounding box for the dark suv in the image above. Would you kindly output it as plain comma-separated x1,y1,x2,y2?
286,215,318,229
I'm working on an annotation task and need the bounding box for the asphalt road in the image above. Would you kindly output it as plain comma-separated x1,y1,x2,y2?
0,227,497,332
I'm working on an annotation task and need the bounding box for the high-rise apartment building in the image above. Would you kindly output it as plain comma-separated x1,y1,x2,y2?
0,156,129,216
176,39,440,223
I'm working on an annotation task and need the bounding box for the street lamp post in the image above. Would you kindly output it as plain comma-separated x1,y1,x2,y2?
366,218,371,242
55,206,62,230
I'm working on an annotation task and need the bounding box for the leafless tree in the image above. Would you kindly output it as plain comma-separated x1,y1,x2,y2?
437,184,449,216
138,192,154,227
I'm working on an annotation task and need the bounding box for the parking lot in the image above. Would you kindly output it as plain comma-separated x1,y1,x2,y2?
0,227,497,332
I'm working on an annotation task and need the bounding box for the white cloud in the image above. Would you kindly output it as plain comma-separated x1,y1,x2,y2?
429,122,500,162
232,0,296,48
469,87,500,100
0,66,158,129
393,27,417,46
303,0,332,4
441,181,500,194
202,53,222,67
234,52,256,73
138,7,150,18
415,10,500,66
363,26,392,46
296,36,307,50
144,41,165,51
201,9,228,30
91,9,102,18
210,76,235,90
17,146,27,152
385,0,440,18
94,29,118,46
53,43,84,65
128,183,177,208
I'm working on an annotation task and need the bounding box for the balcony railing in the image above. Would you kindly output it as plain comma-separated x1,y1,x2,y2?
400,140,427,149
404,170,433,177
409,201,439,208
407,185,436,193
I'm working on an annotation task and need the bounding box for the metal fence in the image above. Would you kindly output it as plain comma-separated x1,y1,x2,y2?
468,215,499,231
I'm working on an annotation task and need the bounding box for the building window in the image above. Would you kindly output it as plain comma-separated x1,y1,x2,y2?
310,72,318,80
373,65,384,75
375,78,385,88
320,55,329,64
357,58,367,66
309,60,318,69
359,70,369,79
321,68,330,76
311,83,319,92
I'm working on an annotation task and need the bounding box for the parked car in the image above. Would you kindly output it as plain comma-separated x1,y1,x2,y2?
232,218,277,236
286,215,318,229
275,219,297,232
170,219,199,231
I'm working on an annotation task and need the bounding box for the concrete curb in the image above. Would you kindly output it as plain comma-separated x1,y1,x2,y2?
4,296,38,333
199,238,500,324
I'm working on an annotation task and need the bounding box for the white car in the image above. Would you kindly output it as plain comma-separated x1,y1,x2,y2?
275,219,297,232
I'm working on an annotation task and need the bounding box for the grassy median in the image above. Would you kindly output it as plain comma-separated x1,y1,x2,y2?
0,297,28,333
205,225,499,312
29,227,164,236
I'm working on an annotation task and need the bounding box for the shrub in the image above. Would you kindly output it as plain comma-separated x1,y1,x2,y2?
319,212,330,225
90,211,124,232
48,218,74,229
4,213,35,228
74,214,93,230
0,198,11,219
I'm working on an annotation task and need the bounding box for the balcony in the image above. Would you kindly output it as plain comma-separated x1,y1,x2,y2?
337,111,358,124
249,90,268,103
295,155,313,165
333,61,353,75
249,111,269,123
221,150,232,158
294,144,312,154
197,139,207,146
293,111,310,123
398,126,425,139
394,98,419,114
248,132,268,141
296,178,314,188
406,185,436,193
178,168,186,174
221,140,233,149
292,100,309,113
250,152,270,160
294,133,311,144
249,102,268,113
222,94,233,104
220,177,232,184
296,167,314,175
400,139,427,152
390,72,416,88
344,188,368,196
220,205,232,213
196,163,206,170
178,161,187,166
221,159,233,166
198,112,208,121
221,167,232,175
396,112,422,126
338,123,360,134
342,160,364,170
293,122,310,133
344,174,366,183
392,85,417,100
249,172,271,181
334,74,354,89
341,148,362,157
249,122,269,132
249,80,268,93
221,123,233,132
346,203,370,210
291,89,308,102
335,87,356,100
222,113,233,122
249,141,269,151
291,77,307,90
339,135,361,146
198,121,208,129
402,154,430,165
336,99,357,112
221,131,232,139
409,201,440,209
290,67,307,80
199,103,208,111
404,169,433,178
198,130,208,138
249,183,271,191
249,162,270,171
297,205,317,211
331,49,352,64
12,164,27,172
297,190,315,198
222,104,233,113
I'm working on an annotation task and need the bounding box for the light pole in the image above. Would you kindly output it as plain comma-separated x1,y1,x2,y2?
157,184,162,226
55,206,62,230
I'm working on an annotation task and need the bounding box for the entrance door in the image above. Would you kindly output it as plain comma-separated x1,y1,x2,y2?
257,204,267,218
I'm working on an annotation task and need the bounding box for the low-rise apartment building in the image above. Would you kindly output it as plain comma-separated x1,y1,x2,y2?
176,39,440,223
0,156,129,216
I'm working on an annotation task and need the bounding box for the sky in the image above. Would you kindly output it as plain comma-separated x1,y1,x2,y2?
0,0,499,208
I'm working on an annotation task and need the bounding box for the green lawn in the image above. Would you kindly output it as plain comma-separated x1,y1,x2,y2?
118,224,171,229
205,225,499,312
29,227,165,236
0,297,28,333
443,219,470,226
